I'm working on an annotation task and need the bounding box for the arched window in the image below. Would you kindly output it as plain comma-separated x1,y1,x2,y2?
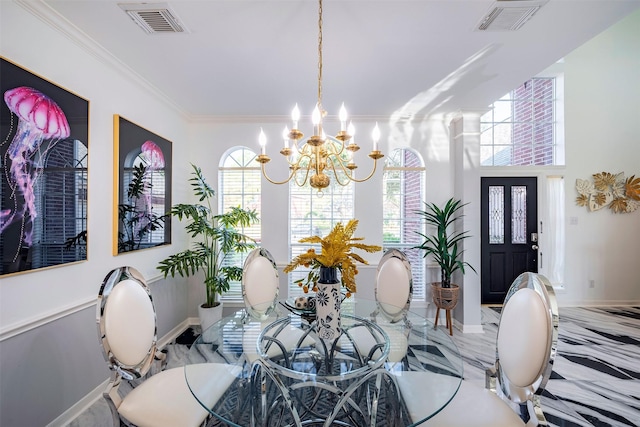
382,148,426,301
219,146,261,301
288,180,354,297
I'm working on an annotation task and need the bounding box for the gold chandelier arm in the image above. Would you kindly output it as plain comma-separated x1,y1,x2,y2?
291,138,306,158
260,162,297,185
325,159,352,187
293,164,312,187
327,153,382,184
325,136,346,157
347,158,381,183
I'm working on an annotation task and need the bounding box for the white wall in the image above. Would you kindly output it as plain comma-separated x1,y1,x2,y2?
561,9,640,305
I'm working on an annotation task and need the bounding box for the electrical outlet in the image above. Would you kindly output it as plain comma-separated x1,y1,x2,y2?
589,280,595,288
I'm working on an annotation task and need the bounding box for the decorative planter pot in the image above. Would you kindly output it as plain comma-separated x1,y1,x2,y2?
431,283,460,310
431,283,459,335
198,302,223,332
315,267,341,341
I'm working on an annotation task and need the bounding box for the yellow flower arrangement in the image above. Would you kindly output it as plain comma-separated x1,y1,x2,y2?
284,219,381,297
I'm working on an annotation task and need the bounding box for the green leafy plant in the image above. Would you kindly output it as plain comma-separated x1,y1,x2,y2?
157,164,259,308
414,198,476,288
118,163,168,252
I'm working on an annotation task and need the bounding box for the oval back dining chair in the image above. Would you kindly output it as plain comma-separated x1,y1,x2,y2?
394,272,558,426
241,247,279,321
374,248,413,323
489,271,559,425
97,266,238,427
240,247,313,363
347,249,413,364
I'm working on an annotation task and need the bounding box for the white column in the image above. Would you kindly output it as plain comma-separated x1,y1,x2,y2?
450,112,484,333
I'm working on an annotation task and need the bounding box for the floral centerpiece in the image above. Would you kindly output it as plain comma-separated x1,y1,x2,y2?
284,219,381,340
284,219,382,296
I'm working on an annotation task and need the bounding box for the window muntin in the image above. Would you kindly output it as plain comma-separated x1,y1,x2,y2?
382,148,426,301
481,78,561,166
219,147,261,301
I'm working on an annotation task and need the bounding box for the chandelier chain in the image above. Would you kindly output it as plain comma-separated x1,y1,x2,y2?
317,0,323,110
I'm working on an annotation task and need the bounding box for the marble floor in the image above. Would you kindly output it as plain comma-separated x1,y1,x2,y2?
69,306,640,427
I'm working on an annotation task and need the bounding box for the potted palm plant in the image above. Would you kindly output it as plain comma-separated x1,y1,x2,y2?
415,198,476,322
157,164,259,330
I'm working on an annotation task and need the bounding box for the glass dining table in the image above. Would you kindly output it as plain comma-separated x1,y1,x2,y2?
184,298,463,427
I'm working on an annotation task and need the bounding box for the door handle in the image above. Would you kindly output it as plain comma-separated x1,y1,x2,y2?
531,244,539,250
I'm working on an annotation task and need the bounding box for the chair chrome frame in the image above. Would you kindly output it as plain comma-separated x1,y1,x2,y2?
486,272,559,426
97,266,165,427
241,247,280,321
373,248,413,323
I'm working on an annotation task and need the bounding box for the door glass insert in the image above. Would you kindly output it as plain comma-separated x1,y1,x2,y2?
512,186,527,244
488,186,504,244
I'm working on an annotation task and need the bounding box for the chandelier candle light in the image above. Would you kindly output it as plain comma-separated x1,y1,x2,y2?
257,0,384,192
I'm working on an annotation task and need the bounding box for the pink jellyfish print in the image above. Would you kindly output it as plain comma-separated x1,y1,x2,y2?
1,86,70,256
139,140,164,214
141,140,164,170
139,141,164,231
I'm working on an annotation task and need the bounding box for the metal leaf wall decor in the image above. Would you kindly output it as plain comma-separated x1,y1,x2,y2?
575,172,640,213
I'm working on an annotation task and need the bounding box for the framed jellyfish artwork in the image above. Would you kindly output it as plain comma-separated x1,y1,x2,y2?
114,115,172,255
0,57,89,276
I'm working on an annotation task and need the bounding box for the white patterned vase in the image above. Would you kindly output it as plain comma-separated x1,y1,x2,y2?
315,267,341,341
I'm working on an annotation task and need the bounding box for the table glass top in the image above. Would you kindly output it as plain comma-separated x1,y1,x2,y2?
184,298,463,426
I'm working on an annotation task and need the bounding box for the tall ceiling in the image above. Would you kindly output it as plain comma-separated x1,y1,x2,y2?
31,0,640,121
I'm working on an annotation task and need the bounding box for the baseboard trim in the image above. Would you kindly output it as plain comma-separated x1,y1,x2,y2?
46,378,110,427
157,319,192,348
461,323,485,334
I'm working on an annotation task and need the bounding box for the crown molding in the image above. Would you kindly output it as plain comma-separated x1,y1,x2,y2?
15,0,190,119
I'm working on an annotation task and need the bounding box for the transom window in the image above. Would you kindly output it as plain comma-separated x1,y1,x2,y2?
219,147,261,301
481,77,563,166
382,148,426,301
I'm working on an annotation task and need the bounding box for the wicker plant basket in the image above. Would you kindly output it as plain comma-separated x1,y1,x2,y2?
431,283,460,310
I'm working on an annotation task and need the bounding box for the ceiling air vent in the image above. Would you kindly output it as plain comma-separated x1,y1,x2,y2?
118,3,187,34
476,0,548,31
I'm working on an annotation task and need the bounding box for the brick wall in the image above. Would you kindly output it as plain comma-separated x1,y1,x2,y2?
511,78,554,165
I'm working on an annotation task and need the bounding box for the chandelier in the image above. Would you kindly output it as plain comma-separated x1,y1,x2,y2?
257,0,384,191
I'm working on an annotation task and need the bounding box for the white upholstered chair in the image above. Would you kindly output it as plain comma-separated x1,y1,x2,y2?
394,272,559,426
97,266,238,427
348,249,413,363
240,247,313,363
241,247,279,321
373,248,413,323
